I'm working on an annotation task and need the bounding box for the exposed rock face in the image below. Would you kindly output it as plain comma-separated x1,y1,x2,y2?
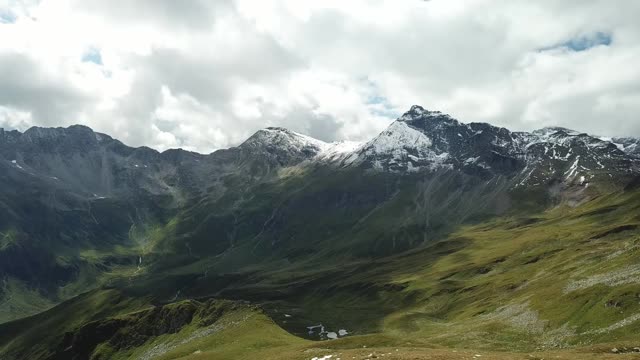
612,137,640,157
347,105,638,188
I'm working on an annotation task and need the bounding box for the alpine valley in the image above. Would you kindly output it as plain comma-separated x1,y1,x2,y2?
1,105,640,359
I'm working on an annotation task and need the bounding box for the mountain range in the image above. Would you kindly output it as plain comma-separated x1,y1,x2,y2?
1,106,640,359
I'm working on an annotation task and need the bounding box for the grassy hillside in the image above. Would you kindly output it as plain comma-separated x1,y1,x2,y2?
379,189,640,350
2,185,640,359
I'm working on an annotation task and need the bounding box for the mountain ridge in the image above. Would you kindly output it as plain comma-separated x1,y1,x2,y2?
1,106,640,359
2,105,638,160
1,105,638,221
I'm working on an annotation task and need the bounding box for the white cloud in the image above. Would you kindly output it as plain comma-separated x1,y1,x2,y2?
0,0,638,152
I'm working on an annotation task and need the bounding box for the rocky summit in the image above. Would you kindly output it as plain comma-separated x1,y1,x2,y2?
1,107,640,360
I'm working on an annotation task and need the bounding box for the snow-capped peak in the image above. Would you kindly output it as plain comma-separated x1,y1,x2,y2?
604,137,640,157
350,120,451,171
400,105,455,123
241,127,329,153
365,121,433,154
240,127,368,166
287,129,332,152
532,127,581,138
240,106,639,181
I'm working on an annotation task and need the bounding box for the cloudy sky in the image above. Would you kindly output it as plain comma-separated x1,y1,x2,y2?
0,0,639,153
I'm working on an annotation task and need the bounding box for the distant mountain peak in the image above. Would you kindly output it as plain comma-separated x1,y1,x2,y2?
340,105,640,186
2,111,639,180
19,124,114,147
264,126,291,132
241,127,328,151
401,105,455,123
24,124,92,136
235,127,331,167
532,126,582,137
611,137,640,157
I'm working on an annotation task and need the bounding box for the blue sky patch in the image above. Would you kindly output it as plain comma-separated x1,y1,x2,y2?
0,9,17,24
361,78,401,119
367,95,401,118
541,32,612,53
82,48,103,65
367,95,388,106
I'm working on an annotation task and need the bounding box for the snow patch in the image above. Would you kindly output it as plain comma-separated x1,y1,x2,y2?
247,127,330,156
10,160,23,170
289,130,331,151
317,140,363,162
464,157,480,165
354,121,452,171
564,156,581,179
367,121,433,154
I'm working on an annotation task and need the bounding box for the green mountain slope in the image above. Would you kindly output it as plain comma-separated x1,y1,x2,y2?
2,183,640,359
1,108,640,359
